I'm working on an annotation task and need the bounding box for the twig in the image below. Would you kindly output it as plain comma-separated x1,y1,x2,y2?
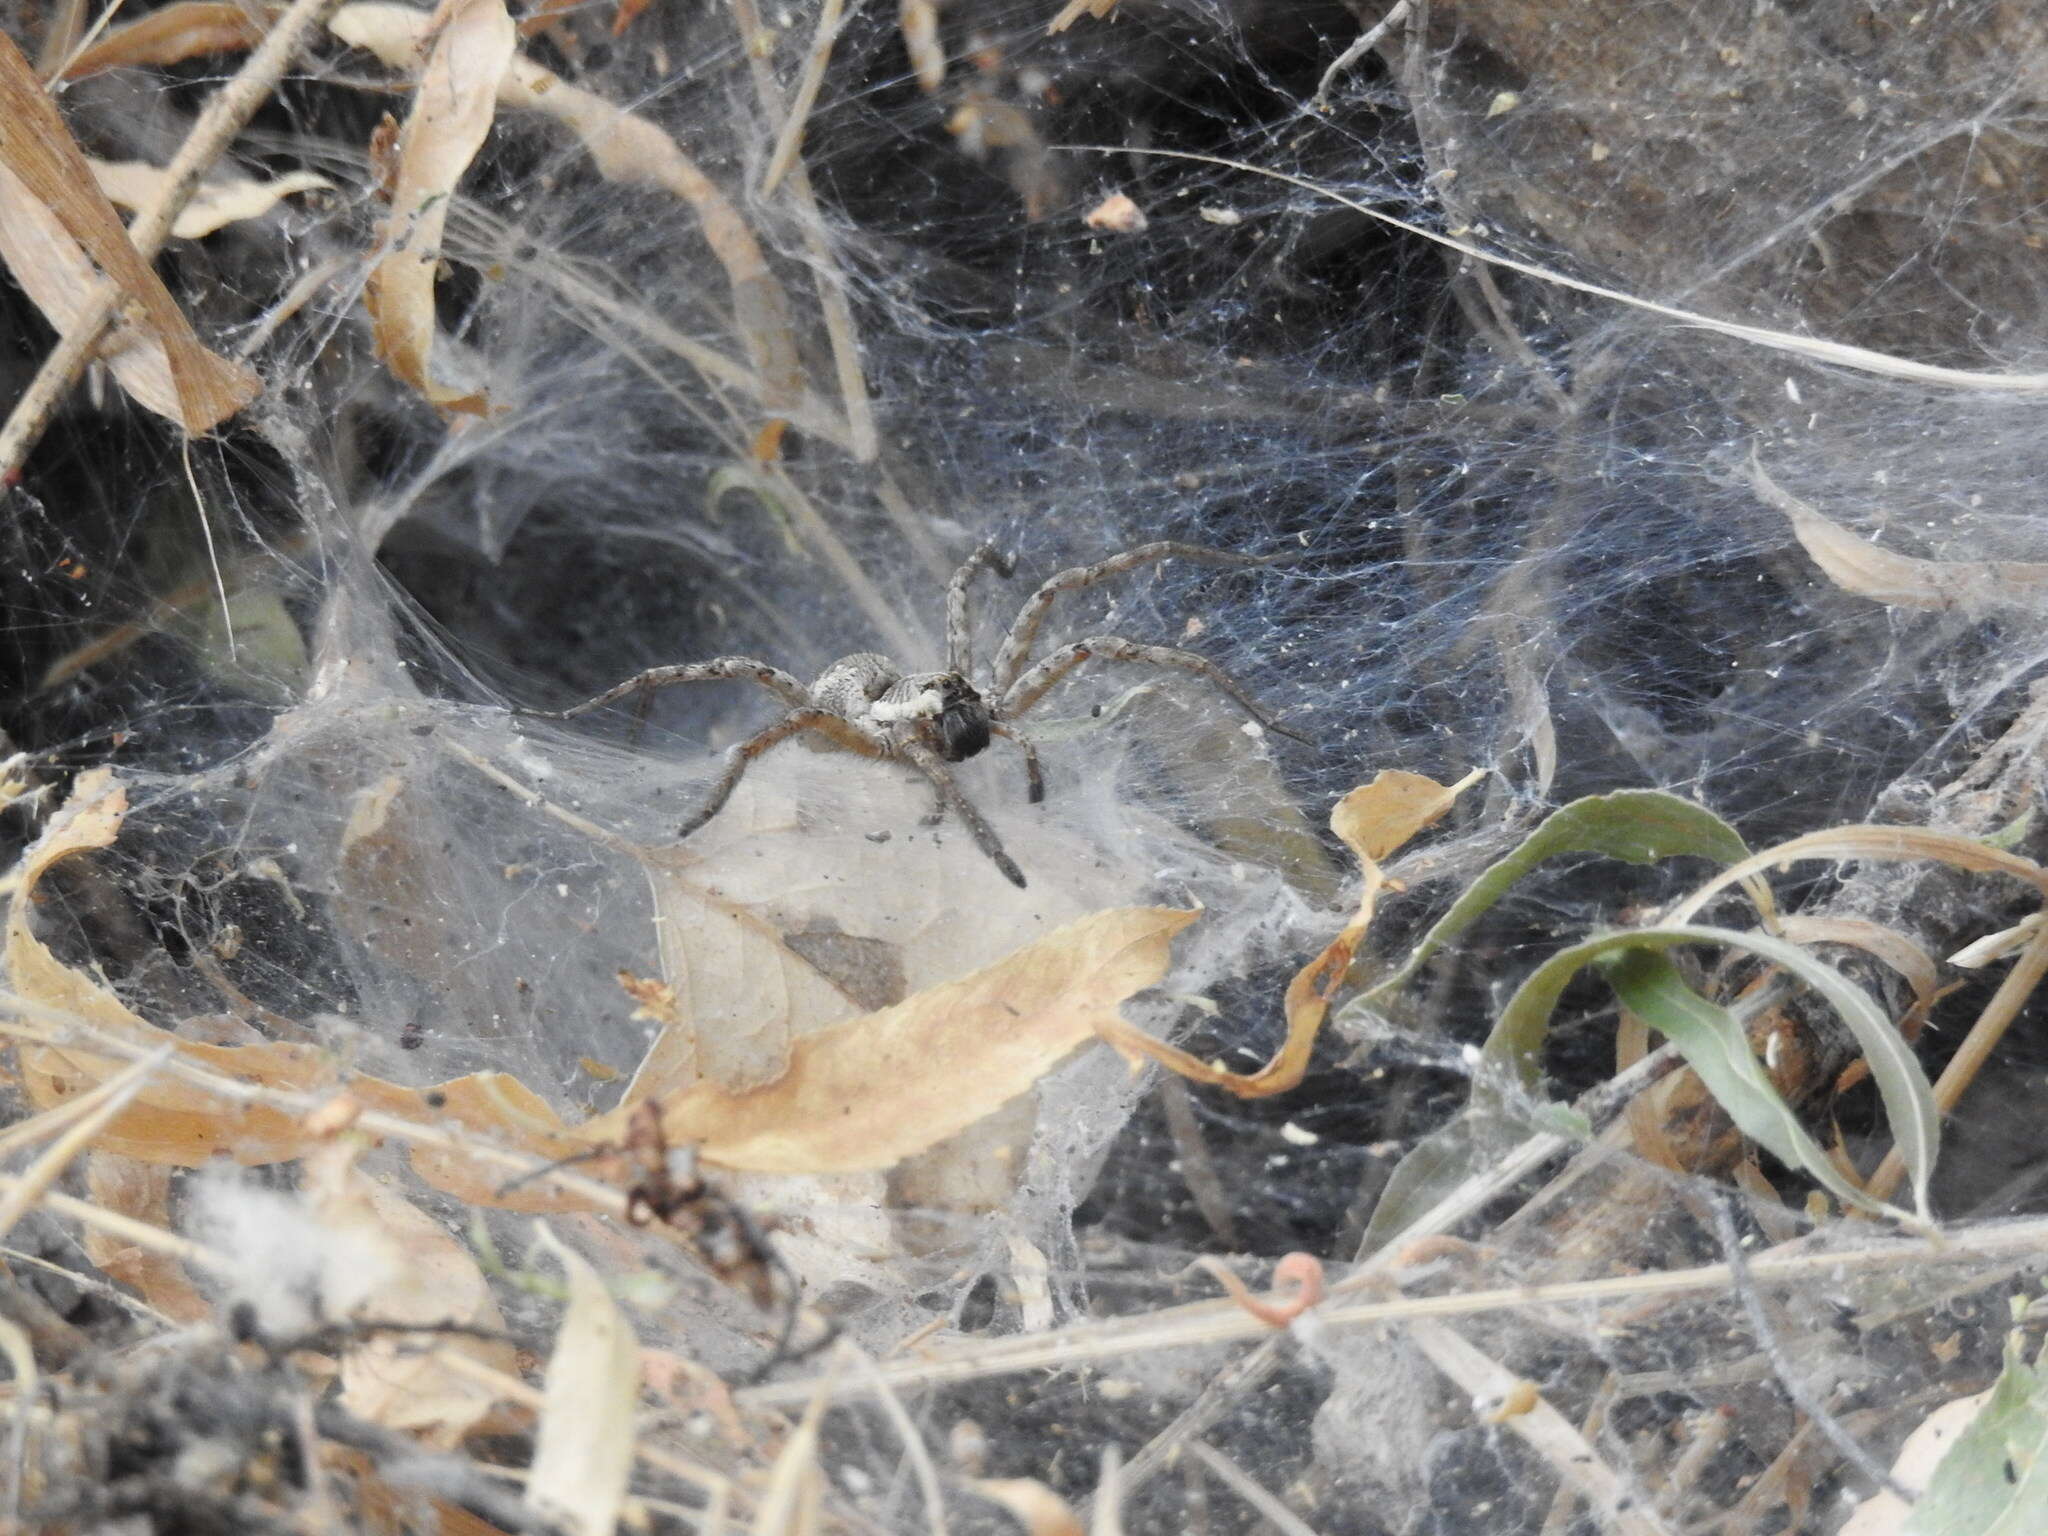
1312,0,1411,112
741,1215,2048,1406
1865,917,2048,1203
1403,1319,1674,1536
1711,1197,1913,1503
0,0,348,482
1188,1443,1323,1536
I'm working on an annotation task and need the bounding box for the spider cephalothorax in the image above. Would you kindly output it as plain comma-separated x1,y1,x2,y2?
522,541,1303,887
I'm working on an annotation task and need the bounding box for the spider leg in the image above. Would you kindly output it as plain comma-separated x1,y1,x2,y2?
681,709,887,839
991,721,1045,804
945,541,1016,676
901,741,1027,888
1000,634,1310,743
521,658,810,720
992,542,1290,693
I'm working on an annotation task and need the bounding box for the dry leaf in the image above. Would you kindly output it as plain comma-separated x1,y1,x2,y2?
4,769,585,1204
1750,451,2048,614
1095,769,1478,1097
526,1224,639,1536
1047,0,1118,34
0,31,259,433
62,1,268,78
83,1152,211,1321
331,1,801,416
970,1479,1084,1536
590,905,1197,1172
614,758,1138,1098
1082,192,1147,234
362,0,515,415
89,159,332,239
304,1141,515,1447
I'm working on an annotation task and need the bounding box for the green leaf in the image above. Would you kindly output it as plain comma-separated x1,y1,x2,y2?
1361,919,1940,1250
1360,789,1751,1006
1597,948,1887,1218
1905,1335,2048,1535
1354,791,1754,1253
1517,926,1936,1223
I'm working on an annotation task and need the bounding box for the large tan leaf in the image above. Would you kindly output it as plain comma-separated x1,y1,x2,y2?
590,905,1197,1173
361,0,515,415
615,758,1139,1096
0,31,259,432
304,1141,515,1447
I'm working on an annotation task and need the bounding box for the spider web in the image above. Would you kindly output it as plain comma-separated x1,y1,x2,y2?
4,0,2048,1530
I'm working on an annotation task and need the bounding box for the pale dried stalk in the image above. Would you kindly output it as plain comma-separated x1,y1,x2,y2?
1403,1321,1674,1536
0,1044,172,1245
1187,1443,1323,1536
741,1213,2048,1405
0,0,348,482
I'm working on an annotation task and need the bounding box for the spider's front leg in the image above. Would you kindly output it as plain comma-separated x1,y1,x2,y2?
1000,634,1309,742
520,657,811,720
680,709,887,839
901,741,1027,888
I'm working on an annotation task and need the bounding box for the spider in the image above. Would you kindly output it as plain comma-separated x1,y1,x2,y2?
521,541,1305,887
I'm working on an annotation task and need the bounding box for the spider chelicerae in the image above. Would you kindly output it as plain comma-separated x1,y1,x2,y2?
522,540,1304,887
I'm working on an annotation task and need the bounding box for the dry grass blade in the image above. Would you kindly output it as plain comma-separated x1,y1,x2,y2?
900,0,942,91
758,0,845,196
1866,917,2048,1205
362,0,515,415
753,1368,832,1535
1665,824,2048,924
969,1477,1082,1535
1185,1443,1320,1536
0,29,259,433
1403,1322,1674,1536
0,1043,173,1246
526,1224,640,1536
0,1313,36,1529
331,1,803,420
88,159,333,238
1096,146,2048,394
1090,1447,1124,1536
1095,769,1476,1097
1750,450,2048,613
61,0,267,78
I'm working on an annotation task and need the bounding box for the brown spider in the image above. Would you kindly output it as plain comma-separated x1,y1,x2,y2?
522,541,1304,886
